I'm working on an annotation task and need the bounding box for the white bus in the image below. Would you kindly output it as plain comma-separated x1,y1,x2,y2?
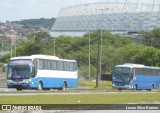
7,55,78,91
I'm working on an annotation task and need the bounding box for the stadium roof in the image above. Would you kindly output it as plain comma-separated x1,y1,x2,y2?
51,1,160,37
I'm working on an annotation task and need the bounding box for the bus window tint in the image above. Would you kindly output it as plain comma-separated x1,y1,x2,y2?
71,62,77,71
33,59,38,75
114,67,130,74
58,61,63,71
38,59,77,71
63,62,70,71
39,59,44,69
45,60,51,70
135,68,160,76
52,60,57,70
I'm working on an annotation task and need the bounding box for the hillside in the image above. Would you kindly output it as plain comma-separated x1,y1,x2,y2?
12,18,56,30
0,18,56,52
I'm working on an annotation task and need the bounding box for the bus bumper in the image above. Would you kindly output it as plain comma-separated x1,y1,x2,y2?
7,83,31,89
112,84,131,89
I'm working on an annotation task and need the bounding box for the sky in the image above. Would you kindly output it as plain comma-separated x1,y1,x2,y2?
0,0,156,23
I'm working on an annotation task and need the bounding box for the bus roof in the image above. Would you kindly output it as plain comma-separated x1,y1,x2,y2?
10,55,76,62
115,63,160,69
115,63,145,68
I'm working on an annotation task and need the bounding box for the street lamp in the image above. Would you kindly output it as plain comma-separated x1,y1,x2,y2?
84,5,92,79
0,33,3,54
10,29,14,58
95,8,109,88
88,30,91,79
49,32,56,56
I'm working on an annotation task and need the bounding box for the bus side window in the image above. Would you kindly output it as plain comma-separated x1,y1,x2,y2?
52,60,57,70
158,69,160,76
39,59,44,69
70,62,77,71
65,61,70,71
59,61,63,71
32,59,38,77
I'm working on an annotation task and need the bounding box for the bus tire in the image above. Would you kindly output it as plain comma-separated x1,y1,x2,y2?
151,84,154,91
60,82,67,90
118,88,122,91
134,84,138,90
17,87,22,91
37,82,43,90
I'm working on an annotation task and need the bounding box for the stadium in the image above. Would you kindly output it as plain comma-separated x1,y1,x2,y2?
51,0,160,37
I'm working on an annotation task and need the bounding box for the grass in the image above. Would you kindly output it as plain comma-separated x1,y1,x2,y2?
78,80,112,88
0,72,7,87
78,80,112,87
0,93,160,104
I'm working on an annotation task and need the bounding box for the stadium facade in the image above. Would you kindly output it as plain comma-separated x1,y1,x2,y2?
51,1,160,37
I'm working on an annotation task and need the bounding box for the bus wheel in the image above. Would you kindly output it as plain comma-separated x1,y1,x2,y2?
61,82,67,90
17,87,22,91
151,84,154,91
118,88,122,91
37,82,43,90
134,84,138,90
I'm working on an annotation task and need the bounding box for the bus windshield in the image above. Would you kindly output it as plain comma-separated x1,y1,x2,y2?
7,60,32,80
112,67,132,82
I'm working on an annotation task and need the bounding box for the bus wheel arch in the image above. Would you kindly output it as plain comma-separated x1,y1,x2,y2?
37,81,43,90
16,87,22,91
134,84,138,90
61,81,67,90
151,84,154,90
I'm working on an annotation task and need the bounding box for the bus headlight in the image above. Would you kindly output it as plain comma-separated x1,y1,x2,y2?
25,81,29,84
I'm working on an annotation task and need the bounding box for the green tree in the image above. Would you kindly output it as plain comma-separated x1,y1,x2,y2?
141,28,160,48
114,45,160,67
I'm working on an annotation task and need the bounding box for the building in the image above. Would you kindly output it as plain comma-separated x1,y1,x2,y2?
51,1,160,37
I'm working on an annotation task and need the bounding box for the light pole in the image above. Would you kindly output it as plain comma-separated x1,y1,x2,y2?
0,33,3,54
49,32,56,56
15,36,17,57
88,30,91,79
0,33,4,54
54,37,55,56
10,39,12,58
95,8,108,88
10,28,14,58
84,4,91,79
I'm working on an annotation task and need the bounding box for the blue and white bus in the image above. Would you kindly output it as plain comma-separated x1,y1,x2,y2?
7,55,78,91
112,63,160,90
